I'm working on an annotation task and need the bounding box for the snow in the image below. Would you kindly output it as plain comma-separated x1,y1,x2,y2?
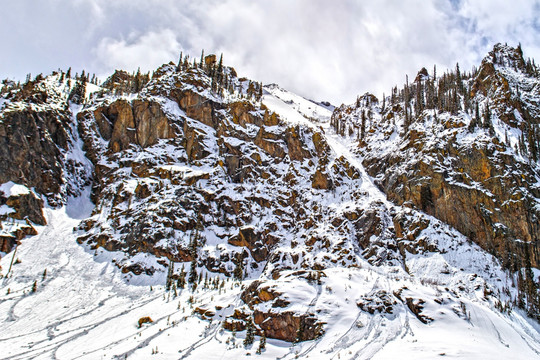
85,83,102,99
0,205,15,215
262,84,332,129
0,200,281,359
4,202,537,360
324,132,388,204
1,180,538,360
1,55,539,360
0,181,32,197
65,187,95,220
0,97,7,111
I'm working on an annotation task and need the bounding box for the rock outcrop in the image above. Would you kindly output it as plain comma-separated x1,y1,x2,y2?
1,43,539,339
330,44,540,319
0,109,69,204
0,73,93,241
223,280,325,342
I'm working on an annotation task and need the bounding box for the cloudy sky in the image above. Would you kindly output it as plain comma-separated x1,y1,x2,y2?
2,0,540,104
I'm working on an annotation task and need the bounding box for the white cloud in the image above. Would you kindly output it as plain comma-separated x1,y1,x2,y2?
1,1,540,104
457,0,540,60
93,29,181,76
190,0,474,103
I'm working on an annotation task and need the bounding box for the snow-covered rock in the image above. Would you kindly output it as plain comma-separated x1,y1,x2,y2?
0,46,539,359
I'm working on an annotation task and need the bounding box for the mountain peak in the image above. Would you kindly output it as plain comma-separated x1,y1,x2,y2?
414,67,430,82
484,42,527,71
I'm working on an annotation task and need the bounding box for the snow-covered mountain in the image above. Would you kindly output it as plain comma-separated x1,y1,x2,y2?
0,45,539,359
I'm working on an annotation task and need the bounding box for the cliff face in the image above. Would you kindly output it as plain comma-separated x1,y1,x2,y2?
0,45,539,343
368,135,540,268
0,75,92,252
74,63,372,281
331,44,540,310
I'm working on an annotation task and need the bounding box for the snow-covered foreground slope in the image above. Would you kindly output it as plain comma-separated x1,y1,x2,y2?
1,195,540,360
1,85,539,360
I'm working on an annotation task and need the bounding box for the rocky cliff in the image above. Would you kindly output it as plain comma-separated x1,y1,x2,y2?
0,45,539,346
0,74,92,253
332,43,540,316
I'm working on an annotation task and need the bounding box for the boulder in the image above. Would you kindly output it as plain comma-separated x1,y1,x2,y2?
312,167,332,190
252,310,323,342
4,192,45,225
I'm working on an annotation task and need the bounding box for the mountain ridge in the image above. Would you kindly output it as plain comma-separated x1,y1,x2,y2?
0,43,539,359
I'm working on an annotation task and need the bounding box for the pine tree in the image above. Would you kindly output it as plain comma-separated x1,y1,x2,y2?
134,67,141,93
244,317,255,347
437,76,444,111
404,75,411,134
469,102,480,131
166,259,174,291
456,62,463,94
523,245,539,318
415,80,424,116
464,83,471,113
177,265,186,289
217,54,223,85
360,110,366,141
177,51,183,71
482,104,489,128
68,78,86,104
200,49,205,70
31,281,37,293
517,269,525,308
451,88,459,114
256,331,266,354
188,257,197,285
527,125,538,162
233,253,244,280
188,229,199,285
482,104,495,135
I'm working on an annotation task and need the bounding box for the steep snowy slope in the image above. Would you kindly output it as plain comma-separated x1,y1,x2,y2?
0,48,539,359
1,163,540,359
263,83,333,126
